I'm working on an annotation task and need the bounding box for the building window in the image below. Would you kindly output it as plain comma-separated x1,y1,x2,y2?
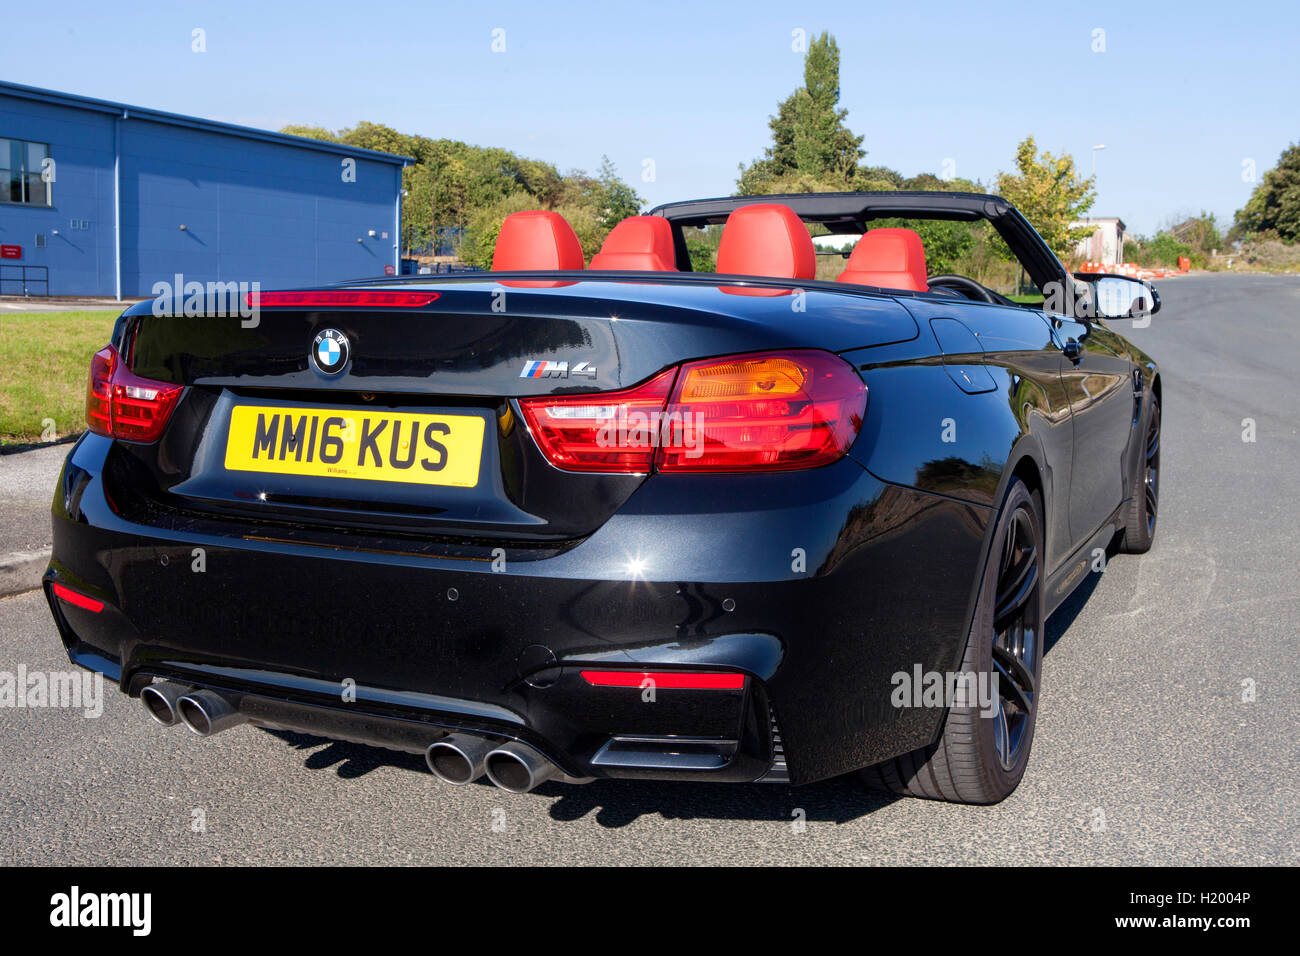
0,138,52,206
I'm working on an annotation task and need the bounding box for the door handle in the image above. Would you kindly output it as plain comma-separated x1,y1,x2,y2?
1062,340,1083,364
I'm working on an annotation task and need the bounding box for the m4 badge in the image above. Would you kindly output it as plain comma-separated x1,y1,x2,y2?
520,360,597,379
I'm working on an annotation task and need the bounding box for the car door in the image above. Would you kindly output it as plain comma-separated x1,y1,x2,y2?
1049,311,1139,545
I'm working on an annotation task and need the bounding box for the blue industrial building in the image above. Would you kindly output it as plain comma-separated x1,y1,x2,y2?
0,81,409,298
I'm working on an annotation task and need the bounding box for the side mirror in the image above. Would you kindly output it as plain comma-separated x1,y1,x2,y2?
1072,273,1161,321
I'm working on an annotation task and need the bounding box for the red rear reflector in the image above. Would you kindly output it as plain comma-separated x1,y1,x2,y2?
52,582,104,613
580,670,745,690
85,344,183,443
518,368,677,473
657,350,866,472
246,290,441,309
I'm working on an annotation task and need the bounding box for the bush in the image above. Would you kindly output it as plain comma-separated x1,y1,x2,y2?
1126,233,1192,268
1234,238,1300,271
457,193,623,270
686,235,717,273
552,202,605,262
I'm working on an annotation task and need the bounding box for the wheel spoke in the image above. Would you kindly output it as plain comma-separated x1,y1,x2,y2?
993,703,1011,766
987,498,1043,770
992,645,1035,711
1143,404,1160,526
994,550,1037,629
1000,510,1019,576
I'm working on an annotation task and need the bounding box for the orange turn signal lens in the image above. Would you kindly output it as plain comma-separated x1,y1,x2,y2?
657,349,866,472
675,355,808,401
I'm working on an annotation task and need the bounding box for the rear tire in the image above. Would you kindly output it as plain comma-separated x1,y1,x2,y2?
860,478,1045,804
1118,397,1160,554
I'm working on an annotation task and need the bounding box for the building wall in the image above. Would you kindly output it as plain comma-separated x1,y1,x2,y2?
1,91,402,298
1071,219,1126,267
118,118,401,296
0,93,117,295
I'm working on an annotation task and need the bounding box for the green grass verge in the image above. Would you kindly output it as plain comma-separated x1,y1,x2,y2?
1,312,117,444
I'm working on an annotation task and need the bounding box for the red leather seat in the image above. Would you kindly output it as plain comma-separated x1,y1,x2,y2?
492,210,584,271
589,216,676,271
716,203,815,280
837,228,929,291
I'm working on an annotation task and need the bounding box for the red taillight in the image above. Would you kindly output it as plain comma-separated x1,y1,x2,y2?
580,670,745,690
518,368,677,473
518,350,865,475
658,350,866,472
85,346,116,436
85,344,183,443
52,582,104,613
246,290,441,309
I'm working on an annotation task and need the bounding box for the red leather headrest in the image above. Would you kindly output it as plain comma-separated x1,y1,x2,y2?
716,203,815,281
492,211,584,271
837,228,929,291
589,216,676,271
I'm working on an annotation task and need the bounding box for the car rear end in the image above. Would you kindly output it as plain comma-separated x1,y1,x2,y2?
45,278,986,788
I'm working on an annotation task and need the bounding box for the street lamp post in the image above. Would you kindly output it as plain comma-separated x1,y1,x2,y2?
1091,144,1106,178
1086,145,1107,264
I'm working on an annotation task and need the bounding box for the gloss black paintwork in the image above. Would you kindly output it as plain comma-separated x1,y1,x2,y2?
49,192,1161,787
113,278,921,544
48,433,988,783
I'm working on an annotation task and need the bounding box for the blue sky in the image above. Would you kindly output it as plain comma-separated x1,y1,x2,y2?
4,0,1296,235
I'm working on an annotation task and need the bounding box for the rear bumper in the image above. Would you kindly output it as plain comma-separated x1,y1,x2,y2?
46,433,993,785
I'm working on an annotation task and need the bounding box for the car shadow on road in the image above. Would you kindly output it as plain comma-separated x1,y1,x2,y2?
537,776,900,827
1045,562,1104,655
260,727,901,826
262,728,430,779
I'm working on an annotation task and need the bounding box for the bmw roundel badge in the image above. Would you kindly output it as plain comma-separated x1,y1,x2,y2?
311,328,350,375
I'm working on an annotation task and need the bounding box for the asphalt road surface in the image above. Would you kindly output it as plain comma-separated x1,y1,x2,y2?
1,274,1296,865
0,442,69,554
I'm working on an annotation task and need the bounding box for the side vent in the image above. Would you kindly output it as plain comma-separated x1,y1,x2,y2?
758,705,789,783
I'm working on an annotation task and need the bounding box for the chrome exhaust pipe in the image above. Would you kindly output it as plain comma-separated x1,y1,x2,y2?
175,689,246,737
140,681,190,727
484,741,559,793
425,733,497,785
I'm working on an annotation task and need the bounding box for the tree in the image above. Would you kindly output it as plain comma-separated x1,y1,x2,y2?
282,122,641,261
738,31,865,195
792,34,863,179
593,156,643,231
994,136,1096,259
1166,211,1223,252
1232,143,1300,243
1126,212,1223,268
401,164,435,256
857,165,903,190
333,121,420,158
280,124,340,143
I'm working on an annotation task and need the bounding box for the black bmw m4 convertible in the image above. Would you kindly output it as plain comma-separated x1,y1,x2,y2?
44,191,1161,804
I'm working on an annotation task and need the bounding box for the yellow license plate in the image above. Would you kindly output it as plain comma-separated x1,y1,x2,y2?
224,405,485,487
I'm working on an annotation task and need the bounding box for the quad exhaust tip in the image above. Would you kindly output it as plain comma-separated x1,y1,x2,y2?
150,684,565,790
175,689,246,737
425,734,498,785
484,741,559,794
140,681,191,727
